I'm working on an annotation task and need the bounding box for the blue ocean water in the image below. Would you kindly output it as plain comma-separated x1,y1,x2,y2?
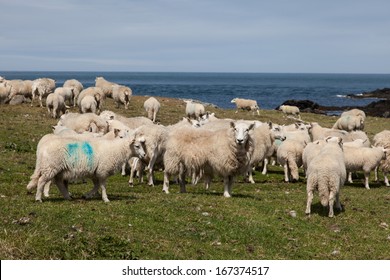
1,71,389,110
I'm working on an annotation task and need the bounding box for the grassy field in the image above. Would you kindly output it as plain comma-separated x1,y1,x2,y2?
0,96,389,260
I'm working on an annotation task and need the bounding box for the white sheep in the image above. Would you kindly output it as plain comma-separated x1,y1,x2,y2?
99,110,154,129
112,85,132,109
344,145,388,189
184,100,205,119
45,93,66,119
58,112,109,134
6,79,33,103
95,76,118,97
305,137,346,217
0,83,12,104
373,130,390,186
231,98,260,115
77,87,105,113
143,97,161,123
54,87,75,107
279,105,301,119
29,131,146,202
163,121,255,197
63,79,84,106
341,108,366,121
31,78,56,107
332,115,364,131
277,139,307,182
80,95,99,114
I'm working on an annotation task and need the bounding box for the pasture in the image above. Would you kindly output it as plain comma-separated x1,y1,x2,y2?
0,96,389,260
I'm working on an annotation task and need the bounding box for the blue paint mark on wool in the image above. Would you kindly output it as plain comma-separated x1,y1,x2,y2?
81,142,94,168
66,142,94,169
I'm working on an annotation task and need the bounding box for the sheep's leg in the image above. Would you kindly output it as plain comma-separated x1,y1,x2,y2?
305,190,313,215
283,163,289,182
364,171,370,189
374,166,379,182
147,149,158,186
121,161,127,176
179,172,187,193
83,178,100,199
348,172,353,183
35,175,51,202
153,111,157,123
262,158,268,175
43,181,51,197
204,174,212,190
335,192,342,212
248,168,255,184
55,177,72,200
129,165,135,186
99,179,110,203
384,171,389,186
39,94,44,107
162,172,170,194
223,176,234,198
328,190,336,218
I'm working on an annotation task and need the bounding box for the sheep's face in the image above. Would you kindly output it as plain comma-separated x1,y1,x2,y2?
231,122,255,145
132,137,146,159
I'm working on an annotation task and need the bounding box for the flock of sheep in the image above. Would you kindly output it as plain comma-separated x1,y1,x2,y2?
1,75,390,217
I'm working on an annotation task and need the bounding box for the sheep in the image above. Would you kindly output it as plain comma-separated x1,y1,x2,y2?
341,108,366,121
332,115,364,131
276,139,307,182
143,97,161,123
373,130,390,186
163,121,255,197
58,112,109,134
231,98,260,115
305,137,346,217
80,95,99,114
344,145,389,189
54,87,75,107
6,79,33,103
63,79,84,106
112,85,132,109
279,105,301,119
31,78,56,107
184,100,205,119
45,93,66,119
127,157,145,185
95,76,118,98
77,87,105,113
99,110,154,129
0,83,12,104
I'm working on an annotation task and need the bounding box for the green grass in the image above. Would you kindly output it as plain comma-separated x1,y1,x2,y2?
1,97,390,260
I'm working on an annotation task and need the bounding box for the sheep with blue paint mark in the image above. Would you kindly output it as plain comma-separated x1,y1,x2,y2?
29,130,146,202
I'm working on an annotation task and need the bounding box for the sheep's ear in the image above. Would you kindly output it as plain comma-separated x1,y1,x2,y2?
230,121,235,129
338,137,343,146
268,121,273,129
249,123,255,131
51,126,56,131
185,117,192,123
325,136,332,142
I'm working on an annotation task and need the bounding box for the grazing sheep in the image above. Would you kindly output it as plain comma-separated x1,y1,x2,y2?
54,87,75,107
58,112,109,134
112,85,132,109
95,76,118,97
231,98,260,115
341,108,366,121
46,93,66,119
0,83,12,104
279,105,301,119
63,79,84,106
163,121,255,197
143,97,161,123
373,130,390,186
305,137,346,217
77,87,105,113
277,139,307,182
308,122,348,141
344,145,388,189
99,110,154,129
185,100,205,119
31,78,56,107
80,95,98,114
29,131,146,202
332,115,364,131
6,79,33,103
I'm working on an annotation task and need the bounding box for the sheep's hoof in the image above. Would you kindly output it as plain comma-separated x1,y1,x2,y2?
35,199,43,203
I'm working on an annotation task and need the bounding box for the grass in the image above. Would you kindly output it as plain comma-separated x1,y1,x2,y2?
0,96,390,260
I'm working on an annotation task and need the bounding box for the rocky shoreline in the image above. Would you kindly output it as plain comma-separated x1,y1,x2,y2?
279,87,390,118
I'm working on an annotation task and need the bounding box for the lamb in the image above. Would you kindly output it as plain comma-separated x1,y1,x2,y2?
54,87,75,107
278,105,301,119
31,78,56,107
373,130,390,186
332,115,364,131
184,100,205,119
344,145,388,189
276,139,307,182
305,137,346,217
231,98,260,115
58,112,109,134
143,97,161,123
63,79,84,106
95,76,118,98
45,93,66,119
112,85,132,109
163,121,255,197
29,131,146,202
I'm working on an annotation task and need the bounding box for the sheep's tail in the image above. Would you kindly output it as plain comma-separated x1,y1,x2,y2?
26,169,41,192
287,157,299,181
318,180,330,207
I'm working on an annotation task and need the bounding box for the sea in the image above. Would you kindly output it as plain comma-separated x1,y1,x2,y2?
2,71,390,111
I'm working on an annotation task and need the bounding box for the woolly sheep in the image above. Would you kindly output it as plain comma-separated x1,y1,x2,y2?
95,76,118,97
163,121,255,197
279,105,301,119
31,78,56,107
231,98,260,115
29,131,146,202
332,115,364,131
58,112,108,134
46,93,66,119
6,79,33,103
344,145,388,189
305,137,346,217
63,79,84,106
143,97,161,123
80,95,99,114
373,130,390,186
99,110,154,129
185,100,205,119
0,83,12,104
54,87,75,107
112,85,132,109
341,108,366,121
277,139,307,182
77,87,105,113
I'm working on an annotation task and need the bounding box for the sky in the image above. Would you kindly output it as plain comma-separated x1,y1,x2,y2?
1,0,390,73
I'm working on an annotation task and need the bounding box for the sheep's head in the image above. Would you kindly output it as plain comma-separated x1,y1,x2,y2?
230,121,255,145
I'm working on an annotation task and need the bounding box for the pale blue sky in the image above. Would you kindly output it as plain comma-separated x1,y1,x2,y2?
1,0,390,73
